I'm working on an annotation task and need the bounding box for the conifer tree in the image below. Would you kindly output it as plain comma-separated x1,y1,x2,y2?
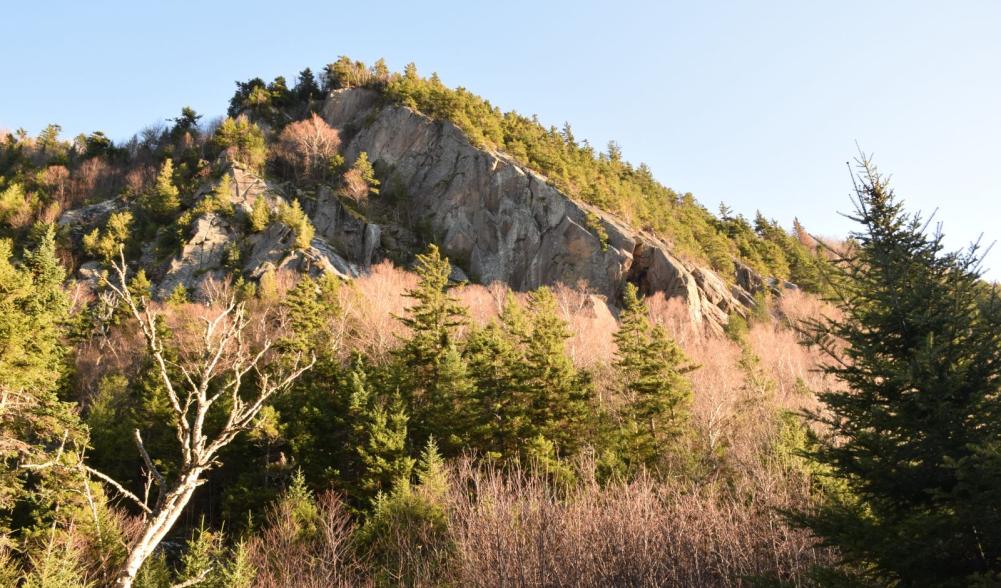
0,234,87,536
281,275,329,353
520,287,593,458
463,320,527,460
393,244,471,448
249,194,271,232
796,158,1001,584
143,158,181,220
294,68,320,101
614,283,695,469
348,363,415,502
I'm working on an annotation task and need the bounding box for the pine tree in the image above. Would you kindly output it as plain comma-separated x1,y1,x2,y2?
393,244,470,447
795,158,1001,585
520,287,593,458
249,195,271,232
143,158,181,220
613,283,695,469
348,363,415,502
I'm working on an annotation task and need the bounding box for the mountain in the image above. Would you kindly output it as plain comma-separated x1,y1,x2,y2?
52,72,816,335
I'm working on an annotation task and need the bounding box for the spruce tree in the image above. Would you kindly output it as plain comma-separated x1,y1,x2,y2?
520,287,593,458
613,283,695,470
249,194,271,232
464,320,529,461
144,158,182,220
0,233,89,549
393,244,471,448
348,363,415,503
796,158,1001,585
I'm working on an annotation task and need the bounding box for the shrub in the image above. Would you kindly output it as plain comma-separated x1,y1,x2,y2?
277,199,314,250
82,210,132,261
212,116,267,171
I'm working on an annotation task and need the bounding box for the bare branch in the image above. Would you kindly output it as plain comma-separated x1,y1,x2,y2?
81,465,153,515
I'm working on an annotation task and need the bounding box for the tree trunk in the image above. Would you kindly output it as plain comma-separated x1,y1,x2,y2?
116,470,203,588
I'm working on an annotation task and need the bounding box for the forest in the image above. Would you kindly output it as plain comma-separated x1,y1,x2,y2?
1,58,1000,587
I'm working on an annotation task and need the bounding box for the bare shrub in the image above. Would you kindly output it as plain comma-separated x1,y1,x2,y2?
274,114,341,181
247,492,370,588
445,460,831,587
340,261,417,359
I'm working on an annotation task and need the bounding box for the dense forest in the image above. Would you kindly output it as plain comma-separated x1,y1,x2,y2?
1,58,1000,587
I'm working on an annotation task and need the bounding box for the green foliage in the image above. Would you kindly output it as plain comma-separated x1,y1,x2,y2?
393,244,471,450
276,199,314,250
212,117,267,171
350,151,379,195
257,267,278,302
463,317,528,461
166,283,189,305
0,231,88,537
613,283,695,470
584,211,609,252
357,438,453,586
248,194,270,233
281,274,340,353
795,160,1001,585
139,158,181,220
520,288,594,458
293,68,321,102
21,532,89,588
0,182,29,225
195,174,235,218
348,363,415,503
82,210,132,262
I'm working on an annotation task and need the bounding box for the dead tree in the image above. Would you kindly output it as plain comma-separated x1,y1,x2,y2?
95,253,314,588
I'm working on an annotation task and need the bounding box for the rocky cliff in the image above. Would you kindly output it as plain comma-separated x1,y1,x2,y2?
59,88,768,334
321,88,761,332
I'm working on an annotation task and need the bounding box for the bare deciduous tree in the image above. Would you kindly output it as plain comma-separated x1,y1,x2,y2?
274,113,341,181
93,253,314,588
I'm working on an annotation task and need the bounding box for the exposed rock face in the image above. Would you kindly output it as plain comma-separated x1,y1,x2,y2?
57,197,124,242
323,90,633,299
307,186,380,268
57,88,765,332
321,88,758,332
157,213,235,298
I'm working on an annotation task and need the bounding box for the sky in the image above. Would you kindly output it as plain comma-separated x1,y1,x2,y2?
4,0,1000,275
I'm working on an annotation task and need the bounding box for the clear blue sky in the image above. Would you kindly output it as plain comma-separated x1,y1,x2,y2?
4,1,1000,275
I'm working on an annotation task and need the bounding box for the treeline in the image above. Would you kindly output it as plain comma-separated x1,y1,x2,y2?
1,229,829,585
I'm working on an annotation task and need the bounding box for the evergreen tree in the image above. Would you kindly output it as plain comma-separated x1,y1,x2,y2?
82,210,132,262
293,68,320,101
170,106,202,141
0,235,87,536
347,363,415,503
795,159,1001,585
248,194,270,233
142,158,181,220
520,287,593,458
351,151,379,195
613,283,695,470
281,275,337,354
463,320,528,461
393,244,470,448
